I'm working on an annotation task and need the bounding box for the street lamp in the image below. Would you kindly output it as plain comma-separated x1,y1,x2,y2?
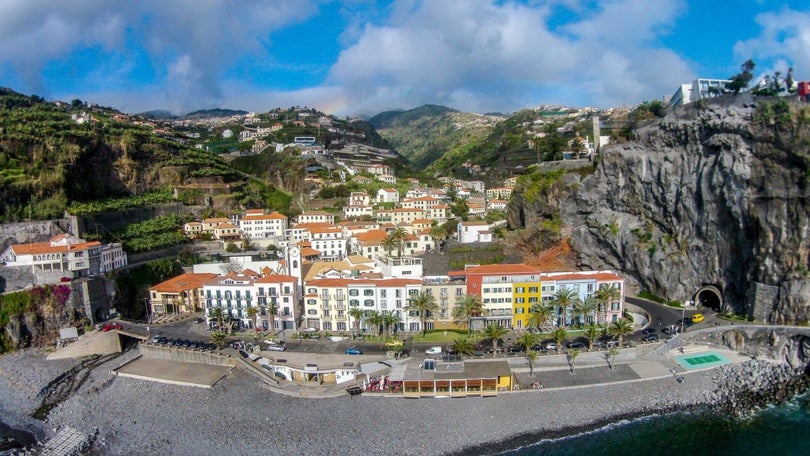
143,297,151,324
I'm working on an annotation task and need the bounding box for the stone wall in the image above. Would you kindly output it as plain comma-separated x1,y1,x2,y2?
139,343,237,367
0,218,75,252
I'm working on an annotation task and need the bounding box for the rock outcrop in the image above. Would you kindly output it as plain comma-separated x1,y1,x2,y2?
510,94,810,322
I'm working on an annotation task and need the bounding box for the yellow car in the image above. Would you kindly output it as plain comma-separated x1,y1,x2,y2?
384,339,404,348
691,313,704,323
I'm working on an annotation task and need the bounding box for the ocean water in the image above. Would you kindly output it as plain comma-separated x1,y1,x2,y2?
498,395,810,456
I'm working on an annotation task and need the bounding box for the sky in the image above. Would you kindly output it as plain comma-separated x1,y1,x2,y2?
1,0,808,117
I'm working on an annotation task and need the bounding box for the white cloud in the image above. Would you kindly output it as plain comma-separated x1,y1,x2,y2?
327,0,691,114
733,8,810,79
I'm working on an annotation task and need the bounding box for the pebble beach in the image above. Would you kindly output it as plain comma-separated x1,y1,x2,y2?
0,348,722,456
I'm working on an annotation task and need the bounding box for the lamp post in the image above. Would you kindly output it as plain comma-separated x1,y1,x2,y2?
143,297,151,324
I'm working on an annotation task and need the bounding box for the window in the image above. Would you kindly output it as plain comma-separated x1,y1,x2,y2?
349,289,359,296
528,286,538,293
307,299,316,305
363,289,374,296
364,300,374,307
307,309,317,315
515,287,525,293
380,289,387,298
349,300,359,307
515,308,525,314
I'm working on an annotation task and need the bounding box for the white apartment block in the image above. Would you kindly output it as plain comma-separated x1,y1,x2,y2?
238,211,289,240
309,226,348,261
348,191,370,206
375,255,423,278
375,208,424,224
303,278,422,332
1,234,128,279
343,205,374,219
203,272,301,331
297,211,336,225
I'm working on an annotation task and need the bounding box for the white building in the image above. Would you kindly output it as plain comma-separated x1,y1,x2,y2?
203,271,302,331
297,211,336,225
1,234,127,280
670,78,731,106
457,221,493,243
238,211,289,240
376,188,400,204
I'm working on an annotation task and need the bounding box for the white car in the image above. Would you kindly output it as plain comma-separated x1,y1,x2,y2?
265,344,286,352
302,327,318,332
425,346,442,355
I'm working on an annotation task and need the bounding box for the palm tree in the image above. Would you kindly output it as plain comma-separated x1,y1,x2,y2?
210,331,227,349
594,284,621,325
551,327,567,355
348,308,365,334
405,290,439,336
483,323,507,357
607,318,634,347
451,336,474,356
382,311,400,336
365,311,384,336
567,349,580,373
267,301,278,334
575,297,598,327
246,306,258,332
550,288,580,327
381,233,397,257
210,307,224,331
429,223,447,251
584,324,601,352
526,349,539,377
517,333,537,352
452,294,483,334
527,304,554,332
392,227,408,257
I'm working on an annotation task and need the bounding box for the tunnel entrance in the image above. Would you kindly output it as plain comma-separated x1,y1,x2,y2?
695,286,723,312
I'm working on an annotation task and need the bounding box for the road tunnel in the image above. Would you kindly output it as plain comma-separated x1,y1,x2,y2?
695,286,723,312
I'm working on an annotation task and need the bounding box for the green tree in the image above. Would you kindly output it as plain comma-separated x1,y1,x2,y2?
584,324,601,352
365,311,384,336
348,308,365,334
574,297,597,327
594,284,621,325
451,336,474,356
210,331,227,349
526,349,539,377
606,347,620,370
527,304,554,332
551,288,580,327
405,291,439,336
382,233,397,257
210,307,224,331
567,349,580,373
267,300,278,334
246,306,258,332
382,311,400,336
551,327,567,355
607,318,634,347
429,223,448,251
452,294,483,334
727,59,756,94
483,323,508,357
517,333,537,351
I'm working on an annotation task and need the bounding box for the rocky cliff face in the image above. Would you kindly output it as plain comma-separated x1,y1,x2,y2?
511,94,810,323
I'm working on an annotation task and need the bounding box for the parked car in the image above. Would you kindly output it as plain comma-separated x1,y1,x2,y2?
642,334,660,342
544,342,558,351
530,343,544,351
691,313,705,323
101,323,123,332
302,327,318,332
567,341,586,349
485,347,504,354
678,318,694,327
384,339,404,348
507,345,523,353
425,346,442,355
641,328,656,335
346,347,363,355
605,340,619,349
206,343,217,350
266,344,286,352
662,325,681,335
151,335,161,343
446,347,459,355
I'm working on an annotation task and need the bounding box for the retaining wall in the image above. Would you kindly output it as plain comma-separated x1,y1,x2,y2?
139,343,237,367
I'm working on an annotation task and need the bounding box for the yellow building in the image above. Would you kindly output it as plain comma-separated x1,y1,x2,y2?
511,279,542,329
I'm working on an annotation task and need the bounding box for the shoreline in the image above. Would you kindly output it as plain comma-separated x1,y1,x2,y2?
0,345,807,455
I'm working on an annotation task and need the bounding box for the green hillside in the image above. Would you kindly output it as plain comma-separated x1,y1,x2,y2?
369,104,499,170
0,88,274,222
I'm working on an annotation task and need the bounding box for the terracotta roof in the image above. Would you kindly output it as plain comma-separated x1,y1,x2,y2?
301,247,321,257
242,212,287,221
12,240,102,255
150,273,218,293
255,274,297,283
449,264,542,276
306,278,421,287
354,229,388,242
214,222,239,230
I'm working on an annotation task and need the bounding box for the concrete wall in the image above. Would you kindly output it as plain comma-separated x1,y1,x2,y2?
139,343,237,367
648,324,810,358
